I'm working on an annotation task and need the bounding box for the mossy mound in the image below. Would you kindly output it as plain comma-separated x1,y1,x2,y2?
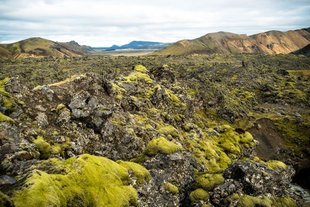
117,160,151,184
195,173,224,190
190,188,209,202
134,65,149,73
163,182,179,194
266,160,287,170
145,137,182,155
13,154,142,207
0,112,14,122
229,194,297,207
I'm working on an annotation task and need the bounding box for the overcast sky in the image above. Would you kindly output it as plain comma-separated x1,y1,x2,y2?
0,0,309,46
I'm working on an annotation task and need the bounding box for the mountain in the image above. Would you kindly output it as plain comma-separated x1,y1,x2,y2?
154,28,310,56
95,41,170,51
0,37,93,58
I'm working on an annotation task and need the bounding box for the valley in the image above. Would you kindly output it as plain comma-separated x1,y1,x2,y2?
0,53,309,206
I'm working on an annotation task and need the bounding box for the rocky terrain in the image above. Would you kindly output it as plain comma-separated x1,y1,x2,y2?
0,38,92,59
0,53,309,206
155,28,310,56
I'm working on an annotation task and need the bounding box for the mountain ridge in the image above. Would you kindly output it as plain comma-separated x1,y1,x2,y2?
0,37,93,58
154,28,310,56
95,40,171,51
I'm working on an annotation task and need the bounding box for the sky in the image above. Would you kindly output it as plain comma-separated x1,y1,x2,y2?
0,0,309,47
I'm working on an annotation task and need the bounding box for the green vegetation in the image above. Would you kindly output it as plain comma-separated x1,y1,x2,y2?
163,182,179,194
33,136,52,159
33,136,70,159
266,160,287,170
189,188,209,202
13,154,139,207
117,160,151,183
195,173,224,190
0,54,308,207
0,112,14,122
134,64,149,73
124,71,153,84
145,137,182,155
228,194,297,207
0,77,10,96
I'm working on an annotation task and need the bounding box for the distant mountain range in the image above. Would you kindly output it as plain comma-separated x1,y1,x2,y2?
1,27,310,58
0,38,93,58
154,28,310,56
94,41,171,51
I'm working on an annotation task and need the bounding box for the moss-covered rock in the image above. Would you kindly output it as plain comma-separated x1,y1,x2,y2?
195,173,225,190
134,65,149,73
13,154,139,207
229,194,297,207
117,160,151,184
33,136,52,159
266,160,287,170
189,188,209,202
0,112,14,123
145,137,182,155
163,182,179,194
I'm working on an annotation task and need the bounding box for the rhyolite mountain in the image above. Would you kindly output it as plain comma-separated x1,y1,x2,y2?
95,41,171,51
155,28,310,56
0,37,93,58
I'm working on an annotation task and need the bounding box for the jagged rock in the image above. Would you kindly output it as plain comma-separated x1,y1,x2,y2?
210,161,296,206
35,112,49,127
0,175,16,186
69,90,96,118
151,65,175,83
57,107,71,124
138,152,197,206
100,120,145,160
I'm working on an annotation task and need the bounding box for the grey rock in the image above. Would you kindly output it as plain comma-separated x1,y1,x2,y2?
35,112,49,127
0,175,16,186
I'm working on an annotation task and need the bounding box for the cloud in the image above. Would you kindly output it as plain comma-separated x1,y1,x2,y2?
0,0,309,46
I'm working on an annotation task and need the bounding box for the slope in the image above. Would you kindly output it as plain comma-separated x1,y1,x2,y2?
155,28,310,56
0,37,92,58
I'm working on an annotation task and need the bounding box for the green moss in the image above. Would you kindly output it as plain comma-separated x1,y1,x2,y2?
117,161,151,184
196,173,224,190
237,195,273,207
190,188,209,202
0,112,14,123
163,182,179,194
33,136,52,159
185,135,232,174
230,193,296,207
124,72,153,84
217,126,256,154
145,137,182,155
266,160,287,170
0,77,10,97
272,196,296,207
157,125,178,137
164,88,183,106
134,65,148,73
13,154,138,207
56,103,66,112
239,132,254,143
274,118,309,152
111,82,126,100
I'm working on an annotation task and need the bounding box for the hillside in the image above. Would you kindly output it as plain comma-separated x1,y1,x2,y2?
0,38,92,58
0,54,309,206
155,28,310,56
